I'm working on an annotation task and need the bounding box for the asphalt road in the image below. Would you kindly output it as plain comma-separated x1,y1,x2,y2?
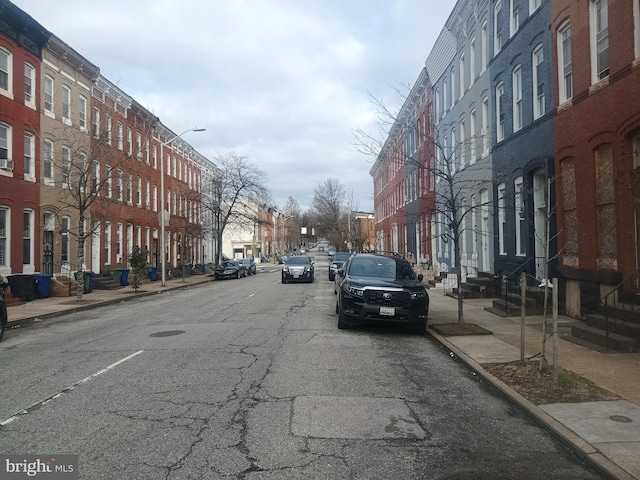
0,252,605,479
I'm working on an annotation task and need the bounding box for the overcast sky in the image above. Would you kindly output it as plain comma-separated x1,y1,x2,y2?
13,0,456,212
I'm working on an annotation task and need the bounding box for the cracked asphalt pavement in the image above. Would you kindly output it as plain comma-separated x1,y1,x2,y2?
0,263,606,479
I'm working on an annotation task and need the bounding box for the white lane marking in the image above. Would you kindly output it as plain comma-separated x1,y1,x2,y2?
0,350,144,426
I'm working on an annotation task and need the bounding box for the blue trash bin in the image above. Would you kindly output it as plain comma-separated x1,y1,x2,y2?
34,274,53,298
120,268,130,286
148,266,157,281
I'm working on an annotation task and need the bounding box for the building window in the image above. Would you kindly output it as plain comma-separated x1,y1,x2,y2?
450,68,456,106
530,0,541,14
92,161,99,193
127,127,133,154
43,139,53,183
104,221,111,265
62,85,71,124
512,65,523,132
459,54,465,98
495,82,505,142
152,145,157,169
470,109,477,163
44,75,54,114
443,78,448,112
136,176,142,206
595,144,616,265
514,177,525,256
105,114,112,144
136,132,142,158
24,132,34,179
23,210,33,266
0,123,11,171
0,49,11,95
117,170,123,201
61,146,70,186
591,0,609,82
494,1,503,55
469,38,476,86
532,45,545,119
79,95,87,130
105,165,112,198
117,122,123,150
481,21,488,72
558,21,573,103
24,63,35,106
635,0,640,59
153,185,158,212
92,108,100,137
61,216,69,263
482,97,490,155
146,179,150,207
116,223,123,261
0,208,6,267
498,183,506,255
510,0,519,37
435,87,441,119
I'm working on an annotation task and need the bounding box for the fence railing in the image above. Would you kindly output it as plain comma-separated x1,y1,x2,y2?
601,268,640,351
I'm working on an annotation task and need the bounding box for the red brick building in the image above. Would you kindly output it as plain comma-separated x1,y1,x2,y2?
552,0,640,315
0,3,50,278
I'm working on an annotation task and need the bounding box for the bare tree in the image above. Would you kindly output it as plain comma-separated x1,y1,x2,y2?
311,177,348,248
205,151,270,264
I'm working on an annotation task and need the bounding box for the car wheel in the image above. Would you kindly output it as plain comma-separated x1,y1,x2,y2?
236,271,240,279
329,274,334,281
281,277,286,284
337,308,350,330
309,275,314,283
335,302,339,314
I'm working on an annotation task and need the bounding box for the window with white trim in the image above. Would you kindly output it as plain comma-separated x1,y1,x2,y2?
451,129,457,171
44,75,53,114
450,68,456,106
469,38,476,86
79,95,87,130
512,65,523,132
62,85,71,124
136,132,142,158
443,78,448,112
24,132,34,180
0,123,11,172
117,122,123,150
495,82,505,141
558,21,573,102
152,145,157,169
459,54,465,98
117,170,123,201
460,120,466,168
104,221,111,265
105,165,112,198
92,160,99,193
126,173,132,203
481,21,488,72
24,63,35,106
116,223,123,263
127,127,133,155
514,177,525,256
105,114,112,144
590,0,609,82
532,44,545,119
510,0,519,37
498,183,506,254
23,209,33,266
61,145,70,187
482,97,490,155
43,139,53,184
530,0,541,14
0,48,11,96
145,179,150,207
470,109,477,163
153,185,158,212
494,1,503,55
92,108,100,137
136,176,142,206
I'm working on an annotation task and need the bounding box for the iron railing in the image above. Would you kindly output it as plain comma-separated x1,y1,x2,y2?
601,268,640,352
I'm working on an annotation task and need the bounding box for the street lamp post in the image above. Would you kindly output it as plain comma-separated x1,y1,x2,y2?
160,128,205,286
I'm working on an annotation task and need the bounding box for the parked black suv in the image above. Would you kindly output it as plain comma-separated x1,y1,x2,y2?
335,253,429,332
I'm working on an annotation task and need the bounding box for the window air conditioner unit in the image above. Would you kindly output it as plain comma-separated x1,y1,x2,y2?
0,158,13,170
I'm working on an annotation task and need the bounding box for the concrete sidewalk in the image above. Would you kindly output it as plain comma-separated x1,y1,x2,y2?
427,292,640,480
2,275,639,479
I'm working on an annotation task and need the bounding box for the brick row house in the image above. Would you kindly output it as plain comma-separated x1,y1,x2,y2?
1,1,216,288
371,0,639,328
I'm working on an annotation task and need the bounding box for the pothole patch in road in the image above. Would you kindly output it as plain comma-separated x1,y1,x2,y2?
150,330,185,337
292,395,425,439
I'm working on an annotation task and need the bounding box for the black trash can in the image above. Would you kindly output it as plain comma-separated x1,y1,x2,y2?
7,274,36,301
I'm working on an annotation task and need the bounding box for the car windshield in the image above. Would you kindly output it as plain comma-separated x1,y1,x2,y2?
222,261,237,268
239,259,251,265
286,256,311,265
348,257,416,280
333,253,350,262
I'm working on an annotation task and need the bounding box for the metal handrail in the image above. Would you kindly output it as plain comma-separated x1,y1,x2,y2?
601,268,640,352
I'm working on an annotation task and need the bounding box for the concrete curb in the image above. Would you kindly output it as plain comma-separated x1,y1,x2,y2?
426,326,634,480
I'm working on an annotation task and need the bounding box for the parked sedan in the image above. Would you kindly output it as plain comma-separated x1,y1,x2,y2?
281,255,314,283
238,258,257,276
329,252,351,281
214,260,246,280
